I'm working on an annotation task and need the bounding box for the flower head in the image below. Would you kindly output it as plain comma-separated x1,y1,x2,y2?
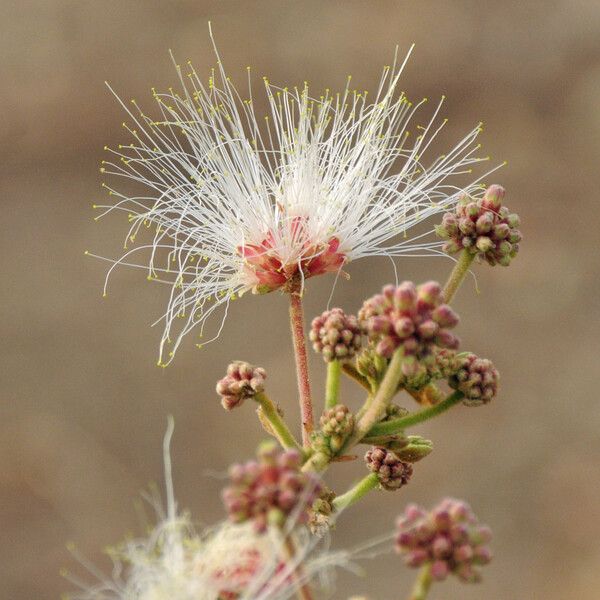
216,360,267,410
309,308,362,362
358,281,460,360
222,442,323,533
436,184,522,266
449,352,499,406
318,404,355,453
94,31,496,364
395,498,493,583
365,446,413,491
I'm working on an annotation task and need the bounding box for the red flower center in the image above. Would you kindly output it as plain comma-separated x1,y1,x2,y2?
238,217,346,293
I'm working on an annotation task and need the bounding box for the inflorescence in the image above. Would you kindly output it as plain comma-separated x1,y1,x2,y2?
395,498,493,583
222,443,322,533
436,184,521,266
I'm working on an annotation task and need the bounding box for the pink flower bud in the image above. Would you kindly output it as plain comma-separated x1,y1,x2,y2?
436,184,521,266
395,497,492,583
431,560,450,580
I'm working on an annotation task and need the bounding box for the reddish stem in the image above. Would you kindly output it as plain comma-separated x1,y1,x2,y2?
288,288,314,447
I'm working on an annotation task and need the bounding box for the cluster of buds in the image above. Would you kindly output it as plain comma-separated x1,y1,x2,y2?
358,281,460,362
319,404,354,453
216,361,267,410
395,498,493,583
310,308,362,362
449,353,499,406
365,446,413,491
436,184,522,266
428,348,460,380
222,443,322,532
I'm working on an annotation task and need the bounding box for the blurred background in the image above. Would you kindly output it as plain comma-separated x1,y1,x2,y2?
1,1,599,598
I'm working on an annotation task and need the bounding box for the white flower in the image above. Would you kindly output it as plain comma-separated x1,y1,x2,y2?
65,420,350,600
92,31,498,364
67,518,347,600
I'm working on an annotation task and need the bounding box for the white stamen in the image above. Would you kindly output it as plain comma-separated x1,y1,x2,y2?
95,33,500,364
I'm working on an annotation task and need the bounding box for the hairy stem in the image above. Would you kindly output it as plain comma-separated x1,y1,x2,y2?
325,360,342,409
332,473,379,513
340,348,406,453
366,391,464,437
255,392,302,452
288,290,314,447
409,563,433,600
443,249,475,303
341,362,371,392
301,450,330,474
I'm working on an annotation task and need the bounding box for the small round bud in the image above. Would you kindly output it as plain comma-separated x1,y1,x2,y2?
436,185,521,266
365,447,413,491
309,308,362,363
395,498,492,583
216,361,267,410
449,353,499,406
358,281,460,360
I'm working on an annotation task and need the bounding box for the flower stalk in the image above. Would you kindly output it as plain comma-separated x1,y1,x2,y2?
442,249,475,303
340,348,406,453
325,360,342,409
255,392,302,452
367,391,464,438
289,288,315,447
409,563,433,600
332,473,379,513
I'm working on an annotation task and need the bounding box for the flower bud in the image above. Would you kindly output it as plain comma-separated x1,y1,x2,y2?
358,281,460,361
216,361,267,410
309,308,362,363
223,446,322,533
319,404,354,453
435,184,521,266
395,497,492,583
356,344,388,382
365,447,413,491
393,435,433,463
449,353,499,406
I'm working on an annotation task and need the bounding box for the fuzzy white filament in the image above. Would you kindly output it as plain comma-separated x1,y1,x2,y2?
92,31,499,364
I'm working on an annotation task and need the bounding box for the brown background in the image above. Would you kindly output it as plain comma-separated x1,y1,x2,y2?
2,1,599,598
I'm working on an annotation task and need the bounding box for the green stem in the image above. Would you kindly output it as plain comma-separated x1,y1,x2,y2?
443,249,475,303
367,391,464,437
325,360,342,409
409,563,433,600
340,348,406,453
341,362,371,392
255,392,302,452
332,473,379,513
301,450,330,473
288,289,314,447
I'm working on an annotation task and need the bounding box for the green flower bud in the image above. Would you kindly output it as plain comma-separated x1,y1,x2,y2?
394,435,433,463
